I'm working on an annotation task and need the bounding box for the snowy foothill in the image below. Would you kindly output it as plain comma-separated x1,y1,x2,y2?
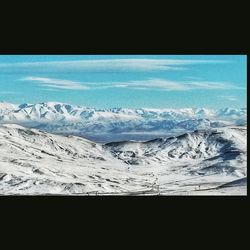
0,123,247,195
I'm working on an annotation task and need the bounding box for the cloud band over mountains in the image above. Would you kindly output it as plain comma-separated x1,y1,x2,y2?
21,76,242,91
0,59,228,73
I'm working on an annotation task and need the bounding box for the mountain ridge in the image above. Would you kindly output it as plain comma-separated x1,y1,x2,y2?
0,102,247,142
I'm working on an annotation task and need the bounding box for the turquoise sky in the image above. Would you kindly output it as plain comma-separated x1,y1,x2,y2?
0,55,247,109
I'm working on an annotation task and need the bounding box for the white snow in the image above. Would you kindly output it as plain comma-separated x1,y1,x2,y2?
0,124,247,195
0,103,246,141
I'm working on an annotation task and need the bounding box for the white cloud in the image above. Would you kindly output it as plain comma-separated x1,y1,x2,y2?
120,79,190,90
218,95,238,101
21,76,240,91
0,59,228,73
21,77,88,90
110,79,241,91
185,81,235,90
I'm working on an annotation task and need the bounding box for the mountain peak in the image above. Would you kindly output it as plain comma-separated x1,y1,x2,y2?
0,102,246,142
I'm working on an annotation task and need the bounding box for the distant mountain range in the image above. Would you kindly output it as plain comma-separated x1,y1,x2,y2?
0,102,247,142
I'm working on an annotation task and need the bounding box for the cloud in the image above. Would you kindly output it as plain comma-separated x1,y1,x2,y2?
0,59,228,74
184,81,234,90
108,79,241,91
218,95,238,101
21,77,88,90
21,76,241,91
117,79,190,90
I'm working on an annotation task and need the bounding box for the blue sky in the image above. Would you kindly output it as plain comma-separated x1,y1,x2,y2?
0,55,247,109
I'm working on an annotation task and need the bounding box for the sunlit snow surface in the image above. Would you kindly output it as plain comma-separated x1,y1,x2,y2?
0,123,246,195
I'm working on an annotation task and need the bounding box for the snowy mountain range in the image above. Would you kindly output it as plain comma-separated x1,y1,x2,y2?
0,124,247,195
0,102,247,142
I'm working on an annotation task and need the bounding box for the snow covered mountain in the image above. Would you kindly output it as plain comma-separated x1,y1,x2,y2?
105,126,247,176
0,102,247,142
0,124,247,195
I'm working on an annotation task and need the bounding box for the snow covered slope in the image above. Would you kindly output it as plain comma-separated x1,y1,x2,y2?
105,126,247,177
0,102,17,113
0,102,246,142
0,124,247,195
0,124,154,195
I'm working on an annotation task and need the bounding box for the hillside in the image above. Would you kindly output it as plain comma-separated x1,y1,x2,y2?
0,124,246,195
